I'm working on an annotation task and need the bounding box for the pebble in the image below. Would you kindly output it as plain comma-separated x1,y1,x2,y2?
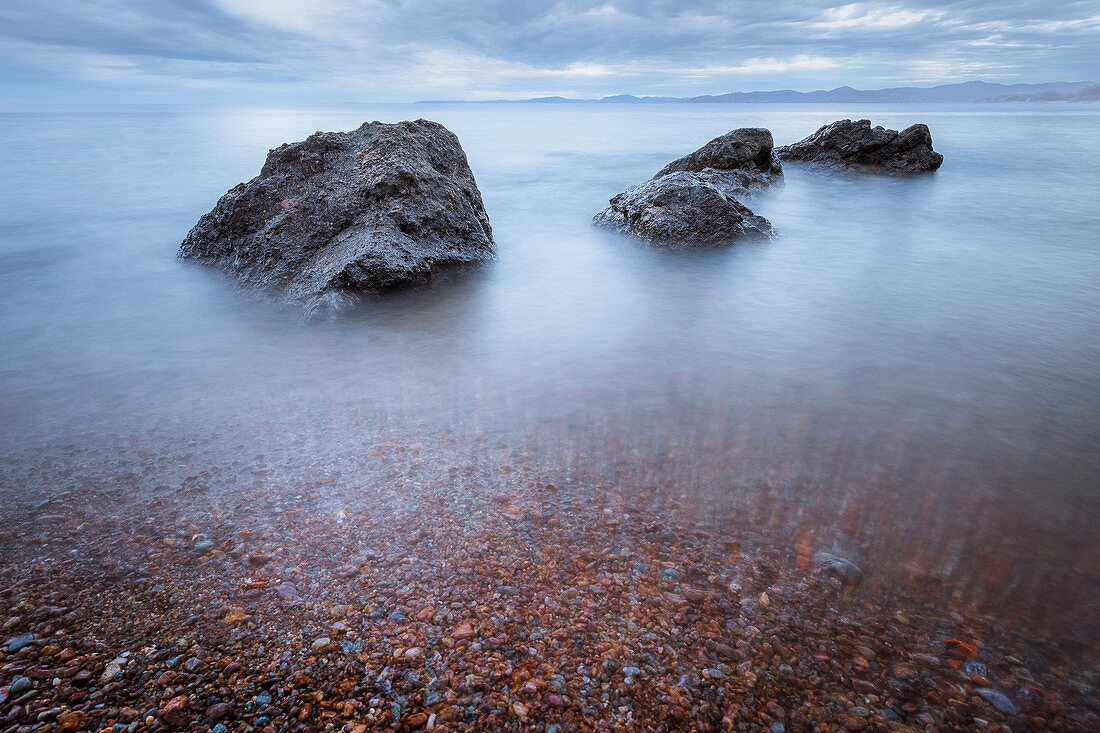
976,687,1018,715
0,448,1092,731
276,581,299,601
6,632,34,652
811,552,863,585
194,539,215,554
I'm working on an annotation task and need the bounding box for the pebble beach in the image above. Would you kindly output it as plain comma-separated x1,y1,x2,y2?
2,429,1097,733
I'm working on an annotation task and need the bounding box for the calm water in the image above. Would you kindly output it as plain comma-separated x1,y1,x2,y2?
1,103,1099,638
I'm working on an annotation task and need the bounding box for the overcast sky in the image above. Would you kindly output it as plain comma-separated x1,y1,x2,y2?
2,0,1097,102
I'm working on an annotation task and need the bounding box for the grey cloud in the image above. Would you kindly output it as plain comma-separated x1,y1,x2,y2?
1,0,1097,101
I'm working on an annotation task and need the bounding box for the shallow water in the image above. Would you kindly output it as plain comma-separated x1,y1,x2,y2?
1,102,1098,641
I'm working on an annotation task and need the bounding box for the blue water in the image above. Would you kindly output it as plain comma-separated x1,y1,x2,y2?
1,103,1098,632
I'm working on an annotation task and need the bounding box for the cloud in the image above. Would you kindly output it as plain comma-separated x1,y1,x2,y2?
1,0,1097,101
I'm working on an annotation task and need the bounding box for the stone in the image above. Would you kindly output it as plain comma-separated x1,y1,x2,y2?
276,581,299,601
57,711,89,732
593,171,774,246
311,637,331,652
405,711,428,728
160,694,191,727
194,540,215,554
6,633,34,652
653,128,782,180
179,119,494,312
594,128,781,246
776,119,943,175
976,687,1017,715
811,552,863,586
206,702,231,721
9,677,31,696
836,711,869,730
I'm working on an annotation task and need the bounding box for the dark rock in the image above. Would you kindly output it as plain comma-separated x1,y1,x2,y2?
179,119,494,312
594,128,780,246
206,702,231,721
776,119,943,175
811,552,863,586
593,171,774,246
653,127,782,180
275,581,299,602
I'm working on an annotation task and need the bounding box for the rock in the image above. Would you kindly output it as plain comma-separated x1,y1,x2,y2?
836,711,869,730
776,119,943,175
9,677,32,695
404,711,429,728
182,656,208,673
976,687,1017,715
944,639,979,660
594,128,780,246
593,171,774,246
179,119,494,312
223,608,249,625
160,694,191,727
57,711,89,732
194,539,215,554
311,637,331,652
275,581,299,601
811,552,863,586
654,128,782,180
206,702,231,721
6,632,34,652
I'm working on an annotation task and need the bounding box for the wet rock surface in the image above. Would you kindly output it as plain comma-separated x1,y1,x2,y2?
594,128,781,246
0,434,1096,732
776,119,944,175
179,119,494,312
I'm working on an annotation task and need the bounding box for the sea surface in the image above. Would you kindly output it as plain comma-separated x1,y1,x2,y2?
1,102,1098,643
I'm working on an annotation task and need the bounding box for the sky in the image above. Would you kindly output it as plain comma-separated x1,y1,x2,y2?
1,0,1097,103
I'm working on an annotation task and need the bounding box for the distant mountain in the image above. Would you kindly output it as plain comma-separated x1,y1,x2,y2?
598,94,681,103
978,83,1100,103
684,81,1094,103
420,80,1096,105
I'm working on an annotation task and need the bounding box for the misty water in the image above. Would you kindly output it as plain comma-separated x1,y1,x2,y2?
2,102,1099,649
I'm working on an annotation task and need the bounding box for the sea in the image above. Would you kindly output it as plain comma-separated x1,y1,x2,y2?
1,101,1098,642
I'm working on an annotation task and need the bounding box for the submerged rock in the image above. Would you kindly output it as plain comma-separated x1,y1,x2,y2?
594,128,781,246
179,119,494,311
811,552,863,586
776,119,943,175
976,687,1017,715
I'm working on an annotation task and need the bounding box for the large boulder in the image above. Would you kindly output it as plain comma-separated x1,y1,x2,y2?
594,128,781,246
179,119,494,311
776,119,943,175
